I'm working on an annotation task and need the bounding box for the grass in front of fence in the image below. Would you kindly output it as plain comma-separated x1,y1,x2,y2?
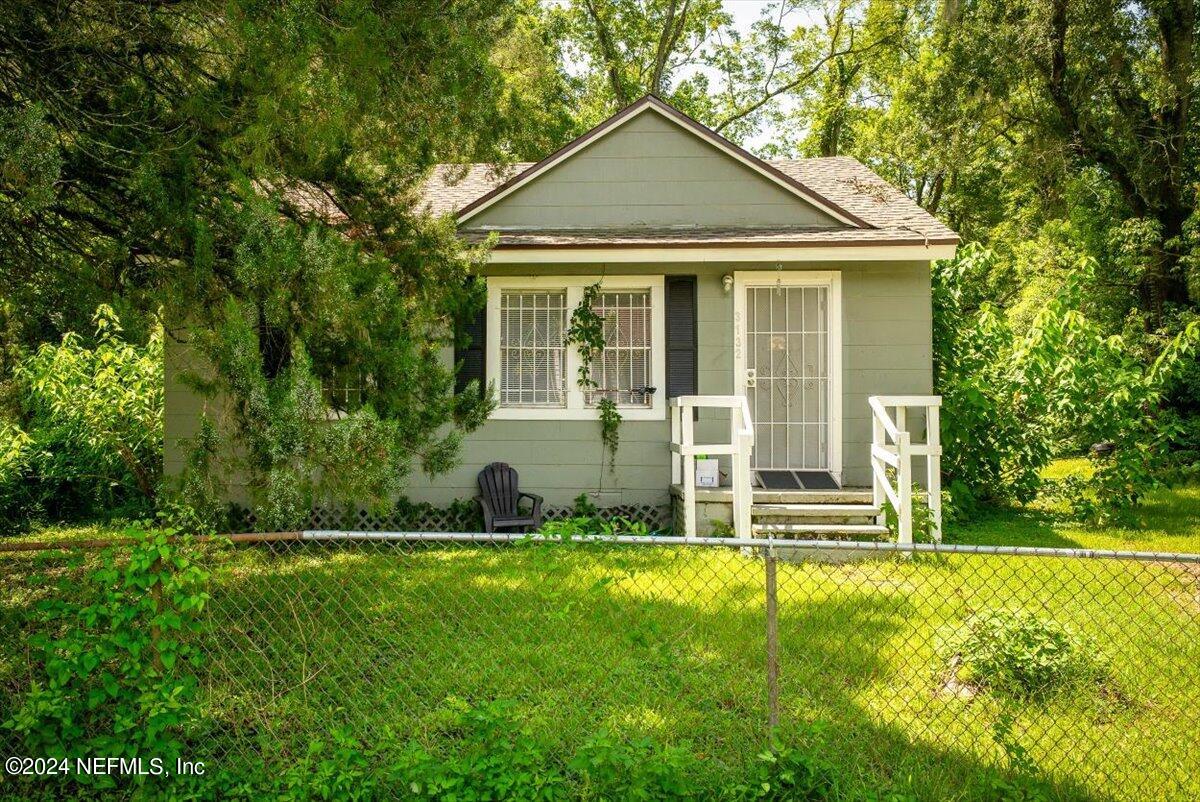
2,465,1198,798
186,541,1197,800
1,537,1197,799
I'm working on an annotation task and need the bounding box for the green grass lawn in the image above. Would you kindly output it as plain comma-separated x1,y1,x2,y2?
946,459,1200,554
2,468,1198,799
182,540,1196,800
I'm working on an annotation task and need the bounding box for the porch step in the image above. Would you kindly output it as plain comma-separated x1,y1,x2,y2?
752,503,881,519
753,523,890,539
750,488,873,504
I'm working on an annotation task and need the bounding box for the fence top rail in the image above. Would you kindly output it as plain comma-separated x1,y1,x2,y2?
288,530,1198,563
3,529,1198,564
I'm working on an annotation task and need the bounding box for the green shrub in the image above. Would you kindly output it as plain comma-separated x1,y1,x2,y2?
947,610,1107,699
731,727,839,801
0,305,162,527
4,527,208,785
193,699,699,801
972,710,1052,802
881,484,938,543
540,514,652,539
396,699,566,800
569,730,698,800
934,246,1199,521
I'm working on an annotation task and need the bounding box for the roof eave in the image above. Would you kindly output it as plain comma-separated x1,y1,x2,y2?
484,236,960,250
480,241,960,264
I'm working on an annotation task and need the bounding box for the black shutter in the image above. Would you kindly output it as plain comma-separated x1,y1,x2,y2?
455,298,486,395
665,276,697,398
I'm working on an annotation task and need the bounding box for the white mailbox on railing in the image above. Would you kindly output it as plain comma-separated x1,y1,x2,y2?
669,396,754,540
868,395,943,544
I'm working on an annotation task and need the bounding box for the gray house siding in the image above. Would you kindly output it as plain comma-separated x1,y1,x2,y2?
163,259,932,509
465,112,844,231
398,259,932,505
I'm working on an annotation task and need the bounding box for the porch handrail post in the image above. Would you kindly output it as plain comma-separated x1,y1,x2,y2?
670,404,682,486
681,407,696,539
729,409,744,540
927,402,942,542
896,431,913,546
729,439,748,537
870,411,886,526
732,397,753,541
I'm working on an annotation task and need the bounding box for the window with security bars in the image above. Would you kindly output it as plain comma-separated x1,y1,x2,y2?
499,290,567,406
588,290,654,406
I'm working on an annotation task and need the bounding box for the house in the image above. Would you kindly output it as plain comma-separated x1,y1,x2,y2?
164,95,957,538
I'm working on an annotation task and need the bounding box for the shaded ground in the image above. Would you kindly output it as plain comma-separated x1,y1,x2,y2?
1,538,1197,800
1,464,1198,799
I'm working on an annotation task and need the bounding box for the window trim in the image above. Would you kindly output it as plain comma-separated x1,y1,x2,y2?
486,275,667,421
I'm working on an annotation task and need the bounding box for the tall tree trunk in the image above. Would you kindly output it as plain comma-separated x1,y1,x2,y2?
1044,0,1196,319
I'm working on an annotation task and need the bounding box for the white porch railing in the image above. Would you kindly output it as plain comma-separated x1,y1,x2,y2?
868,395,943,544
670,395,755,540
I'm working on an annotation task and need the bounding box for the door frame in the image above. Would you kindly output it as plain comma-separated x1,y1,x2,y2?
732,270,843,481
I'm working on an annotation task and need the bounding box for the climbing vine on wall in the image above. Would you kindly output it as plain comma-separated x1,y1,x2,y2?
567,282,621,471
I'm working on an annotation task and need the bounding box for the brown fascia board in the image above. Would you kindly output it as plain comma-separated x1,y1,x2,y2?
486,236,961,250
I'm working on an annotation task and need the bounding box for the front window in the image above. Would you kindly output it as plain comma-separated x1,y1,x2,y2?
487,277,665,421
499,290,567,407
588,290,653,407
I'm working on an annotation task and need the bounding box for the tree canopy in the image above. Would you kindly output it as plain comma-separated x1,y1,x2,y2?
0,0,570,526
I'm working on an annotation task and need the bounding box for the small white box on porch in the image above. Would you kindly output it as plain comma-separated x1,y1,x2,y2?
695,458,720,488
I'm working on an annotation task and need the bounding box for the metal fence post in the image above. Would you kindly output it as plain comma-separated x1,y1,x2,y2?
765,549,779,732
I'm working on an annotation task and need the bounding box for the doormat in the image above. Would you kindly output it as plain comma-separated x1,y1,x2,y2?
755,470,840,490
755,470,801,490
794,471,840,490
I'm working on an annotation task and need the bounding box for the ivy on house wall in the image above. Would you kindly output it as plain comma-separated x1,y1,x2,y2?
566,282,621,472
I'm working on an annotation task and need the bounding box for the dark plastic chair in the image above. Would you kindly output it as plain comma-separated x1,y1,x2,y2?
476,462,544,533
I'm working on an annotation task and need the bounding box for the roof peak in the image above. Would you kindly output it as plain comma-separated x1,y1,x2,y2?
452,95,872,228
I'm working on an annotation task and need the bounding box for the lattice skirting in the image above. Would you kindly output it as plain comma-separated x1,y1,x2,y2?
231,501,672,534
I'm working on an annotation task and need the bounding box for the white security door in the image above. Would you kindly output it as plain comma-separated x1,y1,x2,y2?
742,283,831,471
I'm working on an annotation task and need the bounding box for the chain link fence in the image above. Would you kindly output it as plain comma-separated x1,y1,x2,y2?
1,533,1198,799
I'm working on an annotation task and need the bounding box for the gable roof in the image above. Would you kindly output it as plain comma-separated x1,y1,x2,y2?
452,95,871,229
422,156,959,248
418,95,957,250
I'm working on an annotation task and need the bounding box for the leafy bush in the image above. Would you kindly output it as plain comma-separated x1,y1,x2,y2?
193,699,697,801
540,515,652,539
882,484,938,542
0,305,162,527
732,730,840,801
934,246,1052,514
973,710,1052,802
394,699,566,800
4,528,208,776
934,245,1199,521
947,610,1107,699
568,730,698,800
538,495,655,538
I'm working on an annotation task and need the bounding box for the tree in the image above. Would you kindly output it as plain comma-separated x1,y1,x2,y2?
1034,0,1196,315
554,0,731,127
0,0,556,526
835,0,1199,319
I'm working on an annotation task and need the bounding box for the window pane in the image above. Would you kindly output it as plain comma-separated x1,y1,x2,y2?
499,291,567,406
588,290,653,407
